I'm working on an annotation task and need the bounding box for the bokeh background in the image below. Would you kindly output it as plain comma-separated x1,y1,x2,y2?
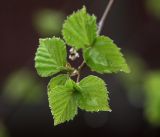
1,0,160,137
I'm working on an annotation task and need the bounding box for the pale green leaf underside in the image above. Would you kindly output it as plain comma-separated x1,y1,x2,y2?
35,37,67,77
48,85,78,125
62,6,97,49
78,75,111,112
83,36,130,74
48,74,69,93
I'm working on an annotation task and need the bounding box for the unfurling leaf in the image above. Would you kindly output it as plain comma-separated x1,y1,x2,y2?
35,37,67,77
83,36,130,73
62,6,97,50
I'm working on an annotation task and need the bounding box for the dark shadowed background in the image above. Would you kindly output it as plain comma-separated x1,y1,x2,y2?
0,0,160,137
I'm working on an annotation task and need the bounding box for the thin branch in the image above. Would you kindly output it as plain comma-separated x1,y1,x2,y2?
76,61,85,82
76,72,80,83
98,0,114,34
76,0,114,82
78,61,85,71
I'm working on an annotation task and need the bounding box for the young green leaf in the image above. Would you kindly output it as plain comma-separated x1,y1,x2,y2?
83,36,130,74
48,81,78,125
48,74,69,93
35,37,67,77
78,75,111,112
62,6,97,50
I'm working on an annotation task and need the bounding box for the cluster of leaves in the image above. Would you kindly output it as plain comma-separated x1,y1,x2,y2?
34,6,129,126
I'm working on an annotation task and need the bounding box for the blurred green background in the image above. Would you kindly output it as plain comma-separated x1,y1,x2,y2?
0,0,160,137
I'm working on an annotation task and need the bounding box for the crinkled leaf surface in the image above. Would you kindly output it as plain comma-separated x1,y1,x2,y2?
78,75,111,112
62,6,97,49
48,74,69,92
83,36,130,73
35,37,67,77
48,78,78,125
